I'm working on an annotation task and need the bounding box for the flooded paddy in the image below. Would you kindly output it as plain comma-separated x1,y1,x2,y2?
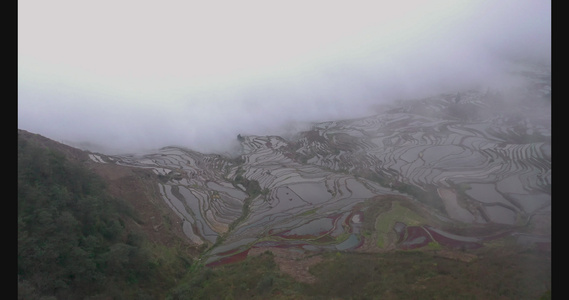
86,86,550,267
288,182,331,205
335,234,362,251
437,188,476,223
484,205,517,225
279,217,335,238
206,181,248,200
465,183,512,206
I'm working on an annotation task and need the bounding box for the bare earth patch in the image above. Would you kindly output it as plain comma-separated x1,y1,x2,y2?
248,247,323,284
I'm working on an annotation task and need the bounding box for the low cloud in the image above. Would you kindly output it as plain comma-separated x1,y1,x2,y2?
18,0,550,154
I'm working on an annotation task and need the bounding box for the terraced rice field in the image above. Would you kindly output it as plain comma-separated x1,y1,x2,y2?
88,78,550,266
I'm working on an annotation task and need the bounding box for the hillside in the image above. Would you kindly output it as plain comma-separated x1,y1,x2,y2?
81,83,550,267
18,130,198,299
18,68,551,298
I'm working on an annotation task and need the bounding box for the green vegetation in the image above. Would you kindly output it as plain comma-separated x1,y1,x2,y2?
427,241,442,250
228,170,263,232
168,246,550,300
359,198,428,249
299,208,318,217
392,183,446,214
305,248,550,300
18,134,193,299
376,201,427,232
157,170,185,183
167,251,304,299
356,168,391,187
375,201,425,248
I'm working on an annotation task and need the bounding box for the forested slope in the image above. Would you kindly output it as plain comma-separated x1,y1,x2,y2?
17,130,193,299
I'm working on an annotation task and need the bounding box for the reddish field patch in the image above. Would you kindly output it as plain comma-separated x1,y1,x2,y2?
399,226,432,250
425,227,483,250
398,225,486,250
206,249,250,267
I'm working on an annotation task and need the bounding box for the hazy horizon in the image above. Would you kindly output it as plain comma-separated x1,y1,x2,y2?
18,0,551,155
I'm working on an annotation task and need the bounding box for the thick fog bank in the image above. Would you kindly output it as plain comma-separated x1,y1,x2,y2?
18,0,550,155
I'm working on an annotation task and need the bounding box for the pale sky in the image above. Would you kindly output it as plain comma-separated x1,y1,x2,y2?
18,0,551,154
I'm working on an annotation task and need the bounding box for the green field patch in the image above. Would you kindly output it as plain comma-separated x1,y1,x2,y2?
298,208,318,217
375,201,428,248
312,234,337,244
